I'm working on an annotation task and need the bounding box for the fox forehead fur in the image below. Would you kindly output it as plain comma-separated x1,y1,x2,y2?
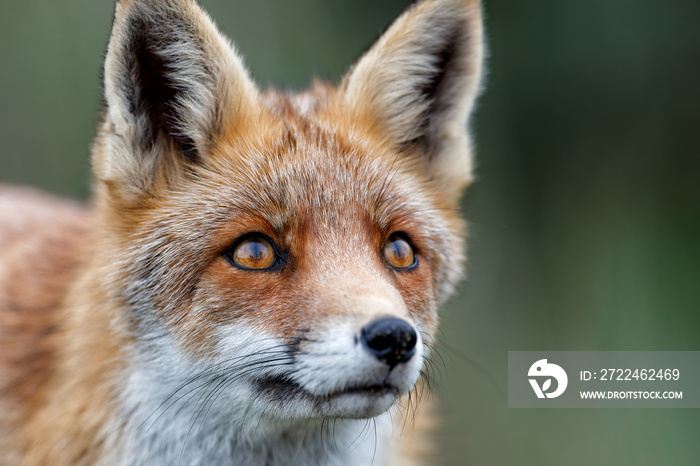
0,0,484,464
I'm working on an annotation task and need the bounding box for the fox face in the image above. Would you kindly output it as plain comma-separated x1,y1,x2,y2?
110,116,458,422
83,0,484,462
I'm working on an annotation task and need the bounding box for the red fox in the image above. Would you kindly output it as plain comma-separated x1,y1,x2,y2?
0,0,484,464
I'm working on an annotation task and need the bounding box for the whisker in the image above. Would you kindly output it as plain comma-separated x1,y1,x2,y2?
142,342,290,422
437,339,506,399
140,350,293,433
344,418,372,453
176,375,231,466
331,418,348,466
370,417,378,466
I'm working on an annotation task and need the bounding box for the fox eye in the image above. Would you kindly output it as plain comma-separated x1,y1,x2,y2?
227,235,277,270
383,234,417,270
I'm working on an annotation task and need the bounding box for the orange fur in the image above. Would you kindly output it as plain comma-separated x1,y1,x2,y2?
0,1,484,464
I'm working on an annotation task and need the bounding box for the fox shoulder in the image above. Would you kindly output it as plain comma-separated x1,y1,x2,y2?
0,186,92,457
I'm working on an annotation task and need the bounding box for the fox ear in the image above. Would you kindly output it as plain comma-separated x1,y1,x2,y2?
342,0,484,198
95,0,260,200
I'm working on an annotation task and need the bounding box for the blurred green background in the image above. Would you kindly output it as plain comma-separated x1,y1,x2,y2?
1,0,698,464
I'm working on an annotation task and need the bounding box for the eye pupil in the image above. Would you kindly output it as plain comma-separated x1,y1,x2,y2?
383,235,416,269
230,236,276,270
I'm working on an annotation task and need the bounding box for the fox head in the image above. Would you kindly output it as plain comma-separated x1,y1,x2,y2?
92,0,483,430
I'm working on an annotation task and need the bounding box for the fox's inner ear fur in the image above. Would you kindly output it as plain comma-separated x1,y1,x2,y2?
95,0,259,200
342,0,484,198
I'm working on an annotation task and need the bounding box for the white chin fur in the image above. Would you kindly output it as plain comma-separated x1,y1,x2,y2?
117,323,421,464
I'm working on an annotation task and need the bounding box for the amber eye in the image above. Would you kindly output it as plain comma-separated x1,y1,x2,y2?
383,234,416,269
228,236,277,270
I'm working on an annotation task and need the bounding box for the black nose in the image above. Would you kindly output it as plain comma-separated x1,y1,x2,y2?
360,317,417,368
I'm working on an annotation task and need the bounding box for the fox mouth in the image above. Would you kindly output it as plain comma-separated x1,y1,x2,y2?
256,374,400,398
254,374,401,416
